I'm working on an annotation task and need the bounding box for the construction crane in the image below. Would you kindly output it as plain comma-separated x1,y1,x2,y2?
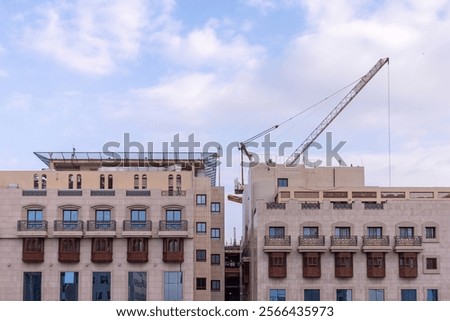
285,57,389,166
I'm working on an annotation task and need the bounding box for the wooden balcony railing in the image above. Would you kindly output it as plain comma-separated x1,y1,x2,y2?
162,251,184,263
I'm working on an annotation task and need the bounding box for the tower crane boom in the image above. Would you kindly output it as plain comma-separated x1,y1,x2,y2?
285,57,389,166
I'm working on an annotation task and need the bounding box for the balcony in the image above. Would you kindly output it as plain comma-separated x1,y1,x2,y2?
163,251,184,263
332,202,353,210
366,252,386,278
302,252,321,278
91,238,113,263
85,220,117,237
90,190,115,196
22,238,45,263
297,235,327,253
126,190,151,197
161,190,186,197
22,190,47,197
364,202,384,210
394,236,423,252
58,238,80,263
361,236,391,252
58,190,82,196
263,236,291,252
122,220,152,237
158,220,188,237
330,236,359,252
163,238,184,263
399,252,418,278
53,220,84,237
127,238,148,263
301,202,320,210
266,202,285,210
268,252,287,278
17,220,48,237
334,252,353,278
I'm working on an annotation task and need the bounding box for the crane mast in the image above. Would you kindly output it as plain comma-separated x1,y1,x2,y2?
285,57,389,167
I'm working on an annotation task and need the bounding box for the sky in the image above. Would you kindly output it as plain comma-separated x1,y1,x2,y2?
1,0,450,242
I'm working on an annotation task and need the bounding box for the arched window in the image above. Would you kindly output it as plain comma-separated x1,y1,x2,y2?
108,175,113,189
33,174,39,189
41,175,47,190
76,174,82,189
134,174,139,190
168,175,174,196
176,175,181,195
100,175,105,189
142,175,147,190
68,174,74,189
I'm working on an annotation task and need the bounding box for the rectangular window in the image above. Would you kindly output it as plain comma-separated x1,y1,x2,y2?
269,226,285,238
60,272,78,301
303,227,319,238
368,289,384,301
211,280,220,291
335,227,350,238
166,209,181,221
269,289,286,301
211,202,221,213
196,222,206,234
128,272,147,301
401,289,417,301
211,228,221,239
196,278,206,290
211,254,221,265
427,289,438,301
304,289,320,301
426,258,438,270
23,272,41,301
277,178,288,187
367,227,382,238
399,227,414,238
164,271,182,301
95,210,111,229
425,227,436,239
92,272,111,301
196,194,207,205
131,209,146,222
336,289,352,301
27,210,43,228
196,250,207,262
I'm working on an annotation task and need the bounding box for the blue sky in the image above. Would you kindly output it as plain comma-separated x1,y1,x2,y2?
1,0,450,241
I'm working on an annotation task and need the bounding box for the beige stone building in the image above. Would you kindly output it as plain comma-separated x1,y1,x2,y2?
241,163,448,301
0,152,224,301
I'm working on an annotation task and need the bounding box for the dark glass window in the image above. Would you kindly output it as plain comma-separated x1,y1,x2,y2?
427,289,438,301
336,289,352,301
23,272,42,301
211,280,220,291
60,272,78,301
401,289,417,301
269,226,285,238
304,289,320,301
196,250,207,262
93,272,111,301
269,289,286,301
211,254,220,265
128,272,147,301
277,178,288,187
196,278,206,290
368,289,384,301
425,227,436,239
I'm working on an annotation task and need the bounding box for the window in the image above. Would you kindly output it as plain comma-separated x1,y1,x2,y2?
211,228,221,239
60,272,78,301
399,253,418,278
269,289,286,301
142,175,147,189
164,271,183,301
196,222,206,234
68,174,74,189
58,238,80,263
269,226,285,238
211,280,220,291
176,175,181,194
168,175,174,195
426,258,438,270
303,227,318,238
304,289,320,301
166,209,182,230
134,174,139,189
23,272,41,301
335,252,353,278
427,289,438,301
425,227,436,239
33,174,39,189
131,209,146,222
401,289,417,301
196,250,207,262
196,278,206,290
277,178,288,187
100,175,105,189
95,210,111,229
93,272,111,301
399,227,414,238
211,254,220,265
268,252,287,278
196,194,207,205
41,174,47,189
367,227,382,238
108,175,113,189
335,227,350,238
211,202,221,213
128,272,147,301
76,174,82,189
336,289,352,301
27,209,43,229
368,289,384,301
63,209,78,229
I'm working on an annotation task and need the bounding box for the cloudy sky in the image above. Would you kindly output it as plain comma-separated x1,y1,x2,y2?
1,0,450,241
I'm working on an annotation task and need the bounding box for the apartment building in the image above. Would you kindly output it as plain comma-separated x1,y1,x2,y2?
241,163,448,301
0,151,224,301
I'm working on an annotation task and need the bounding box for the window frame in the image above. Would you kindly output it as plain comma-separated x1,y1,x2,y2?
401,289,417,301
196,222,207,234
269,289,286,301
196,278,207,290
211,202,221,213
277,178,288,187
196,194,207,206
304,289,320,301
269,226,285,238
211,228,221,239
60,271,79,301
211,280,221,292
211,254,221,265
196,250,207,262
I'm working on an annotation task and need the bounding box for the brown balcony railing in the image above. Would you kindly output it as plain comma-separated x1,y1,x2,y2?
163,251,184,263
266,202,286,210
362,235,390,247
330,236,358,246
123,220,152,232
87,220,116,231
58,238,80,263
264,235,291,246
298,235,325,247
54,220,84,231
159,220,188,232
22,238,45,263
17,220,48,232
394,236,422,246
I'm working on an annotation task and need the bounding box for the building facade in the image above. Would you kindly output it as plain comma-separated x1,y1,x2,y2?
241,163,448,301
0,152,224,301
